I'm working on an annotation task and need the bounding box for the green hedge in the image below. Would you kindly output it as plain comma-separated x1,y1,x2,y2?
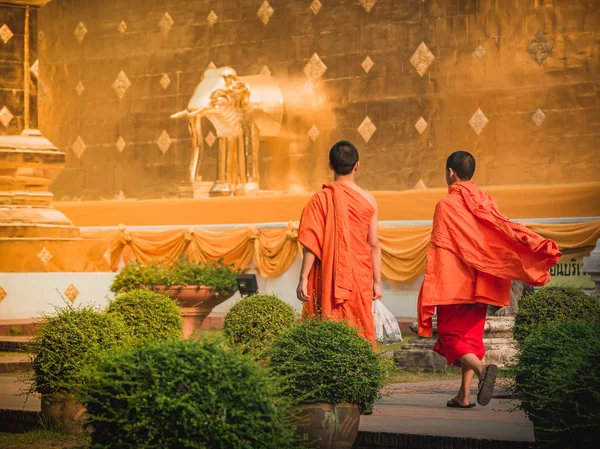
269,319,385,409
107,289,182,344
80,339,298,449
514,321,600,447
27,304,131,396
223,294,297,357
513,285,600,345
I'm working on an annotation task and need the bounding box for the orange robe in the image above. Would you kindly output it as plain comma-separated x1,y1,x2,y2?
298,182,376,348
418,181,561,338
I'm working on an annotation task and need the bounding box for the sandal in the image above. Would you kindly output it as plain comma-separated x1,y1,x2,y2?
477,364,498,406
446,398,476,408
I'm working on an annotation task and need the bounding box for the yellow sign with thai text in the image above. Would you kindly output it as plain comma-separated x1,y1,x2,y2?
547,250,594,289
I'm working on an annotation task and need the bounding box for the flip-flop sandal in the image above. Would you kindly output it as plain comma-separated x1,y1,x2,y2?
446,398,476,409
477,364,499,406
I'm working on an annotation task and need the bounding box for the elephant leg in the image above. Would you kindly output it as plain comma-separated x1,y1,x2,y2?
234,123,260,195
209,137,232,197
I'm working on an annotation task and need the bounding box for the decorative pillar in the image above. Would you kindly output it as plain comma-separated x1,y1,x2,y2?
583,239,600,294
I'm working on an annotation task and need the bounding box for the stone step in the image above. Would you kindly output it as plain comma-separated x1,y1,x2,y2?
354,431,533,449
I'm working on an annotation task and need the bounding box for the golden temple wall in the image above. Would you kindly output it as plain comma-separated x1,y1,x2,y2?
29,0,600,200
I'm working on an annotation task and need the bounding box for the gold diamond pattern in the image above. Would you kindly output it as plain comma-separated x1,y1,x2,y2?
207,10,218,26
469,108,489,135
0,106,13,127
207,61,217,70
527,31,553,66
74,21,88,43
116,136,126,152
414,117,428,135
358,116,376,143
117,20,127,34
410,42,435,77
75,81,85,96
360,0,377,12
303,53,327,83
159,12,174,35
72,136,86,159
160,73,171,90
30,60,39,78
414,179,427,189
112,70,131,100
310,0,323,15
205,131,216,148
257,1,275,25
37,247,53,266
103,248,112,266
361,56,375,73
473,45,486,62
157,130,172,154
64,284,79,303
308,125,320,142
260,65,272,76
0,286,6,303
532,108,546,127
0,24,13,44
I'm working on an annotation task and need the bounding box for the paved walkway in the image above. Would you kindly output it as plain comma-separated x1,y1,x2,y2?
0,376,39,412
360,380,534,443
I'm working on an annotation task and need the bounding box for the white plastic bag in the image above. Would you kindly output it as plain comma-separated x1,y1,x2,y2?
373,300,403,344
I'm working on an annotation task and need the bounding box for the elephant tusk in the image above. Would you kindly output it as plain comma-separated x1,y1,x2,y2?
170,110,189,119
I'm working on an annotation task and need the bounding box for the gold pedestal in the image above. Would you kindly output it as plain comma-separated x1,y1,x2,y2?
0,129,80,240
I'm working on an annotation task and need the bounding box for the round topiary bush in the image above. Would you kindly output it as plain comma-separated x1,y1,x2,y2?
514,321,600,447
80,339,297,449
513,285,600,345
269,319,385,409
223,294,297,356
27,304,132,396
107,289,182,344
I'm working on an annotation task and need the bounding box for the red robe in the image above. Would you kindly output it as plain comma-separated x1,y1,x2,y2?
298,182,376,348
418,181,561,361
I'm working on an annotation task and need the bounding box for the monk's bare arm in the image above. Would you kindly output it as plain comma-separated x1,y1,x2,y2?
296,247,316,302
367,199,383,300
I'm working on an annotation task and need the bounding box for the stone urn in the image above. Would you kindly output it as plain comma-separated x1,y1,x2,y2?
151,286,234,338
295,402,360,449
41,394,88,435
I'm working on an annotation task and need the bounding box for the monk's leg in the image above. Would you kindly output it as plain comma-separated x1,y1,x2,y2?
458,353,484,378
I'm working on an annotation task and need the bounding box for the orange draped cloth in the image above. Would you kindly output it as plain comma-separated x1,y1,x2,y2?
298,182,376,348
418,181,562,338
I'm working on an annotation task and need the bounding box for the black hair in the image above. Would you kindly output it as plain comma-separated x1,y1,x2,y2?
329,141,359,175
446,151,476,180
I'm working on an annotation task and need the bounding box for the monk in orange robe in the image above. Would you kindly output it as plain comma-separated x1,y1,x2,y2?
297,140,382,350
418,151,561,408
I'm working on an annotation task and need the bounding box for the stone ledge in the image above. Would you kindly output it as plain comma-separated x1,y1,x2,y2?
354,431,535,449
0,361,30,373
0,409,40,433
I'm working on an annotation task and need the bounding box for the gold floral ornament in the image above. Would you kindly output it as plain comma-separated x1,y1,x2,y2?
73,21,87,43
257,1,275,25
410,42,435,77
469,108,489,135
360,0,377,13
64,284,79,303
358,116,377,143
0,286,7,303
527,31,553,66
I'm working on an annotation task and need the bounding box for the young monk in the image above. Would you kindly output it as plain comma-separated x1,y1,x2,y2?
296,140,382,349
418,151,561,407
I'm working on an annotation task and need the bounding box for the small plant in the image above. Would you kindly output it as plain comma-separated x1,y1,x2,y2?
9,326,22,336
513,285,600,345
514,321,600,447
26,304,132,396
80,339,298,449
224,294,297,357
269,318,385,409
110,258,238,296
107,289,182,344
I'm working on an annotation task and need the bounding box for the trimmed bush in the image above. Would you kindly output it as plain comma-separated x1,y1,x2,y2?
80,339,298,449
110,258,238,296
224,294,297,356
513,285,600,345
107,289,182,344
27,304,132,396
514,322,600,447
269,318,385,409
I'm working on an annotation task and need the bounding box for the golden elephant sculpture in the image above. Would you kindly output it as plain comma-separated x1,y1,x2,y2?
172,66,328,196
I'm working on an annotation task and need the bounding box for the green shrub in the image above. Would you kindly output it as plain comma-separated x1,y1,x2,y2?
269,318,385,409
514,322,600,447
513,285,600,345
110,259,238,295
224,294,297,357
80,339,298,449
107,289,182,344
27,304,132,396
